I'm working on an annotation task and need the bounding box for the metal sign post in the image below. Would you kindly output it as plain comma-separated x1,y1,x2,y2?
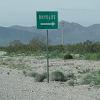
36,11,58,83
46,30,49,83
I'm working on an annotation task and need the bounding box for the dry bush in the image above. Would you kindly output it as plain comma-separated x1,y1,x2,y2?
50,71,66,82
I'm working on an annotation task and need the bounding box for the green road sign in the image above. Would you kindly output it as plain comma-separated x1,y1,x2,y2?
37,11,58,29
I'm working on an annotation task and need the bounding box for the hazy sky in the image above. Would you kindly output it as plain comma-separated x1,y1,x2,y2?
0,0,100,26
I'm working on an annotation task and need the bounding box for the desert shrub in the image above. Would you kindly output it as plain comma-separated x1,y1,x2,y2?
23,71,38,77
50,71,66,82
7,72,10,75
84,53,100,60
64,54,73,60
67,79,75,86
81,70,100,85
48,45,65,52
34,73,47,82
22,70,26,74
25,71,47,82
23,70,28,76
66,72,76,80
81,73,93,85
78,68,91,74
49,51,64,58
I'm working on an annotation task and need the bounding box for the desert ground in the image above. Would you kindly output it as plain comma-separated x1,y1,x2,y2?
0,52,100,100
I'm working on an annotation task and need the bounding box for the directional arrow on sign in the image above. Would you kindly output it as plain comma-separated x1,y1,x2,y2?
40,22,55,26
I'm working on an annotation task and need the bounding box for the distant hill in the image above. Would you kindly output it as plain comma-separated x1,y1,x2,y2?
0,21,100,46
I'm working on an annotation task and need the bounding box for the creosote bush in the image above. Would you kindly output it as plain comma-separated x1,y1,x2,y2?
50,71,66,82
34,73,46,82
24,70,77,83
66,72,76,80
23,70,27,76
81,70,100,85
78,68,91,74
23,71,47,82
64,54,73,60
67,79,75,86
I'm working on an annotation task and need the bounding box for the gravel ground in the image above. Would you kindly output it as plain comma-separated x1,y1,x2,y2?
0,56,100,100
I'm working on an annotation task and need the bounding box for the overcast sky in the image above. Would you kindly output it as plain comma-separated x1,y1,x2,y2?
0,0,100,26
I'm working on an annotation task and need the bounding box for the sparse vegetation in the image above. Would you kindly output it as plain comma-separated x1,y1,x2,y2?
23,71,47,82
1,40,100,60
50,71,66,82
34,73,46,82
84,53,100,60
67,79,75,86
64,54,73,60
0,39,100,86
78,68,91,74
7,72,10,75
81,70,100,85
23,70,27,76
23,71,38,77
66,72,76,80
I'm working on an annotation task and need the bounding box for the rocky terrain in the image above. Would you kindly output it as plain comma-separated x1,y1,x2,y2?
0,52,100,100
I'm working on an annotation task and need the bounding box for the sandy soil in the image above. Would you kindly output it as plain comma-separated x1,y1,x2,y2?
0,55,100,100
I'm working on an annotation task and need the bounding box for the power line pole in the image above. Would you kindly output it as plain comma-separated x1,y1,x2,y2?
61,21,64,45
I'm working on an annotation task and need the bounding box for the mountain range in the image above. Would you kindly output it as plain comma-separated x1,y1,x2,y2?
0,21,100,46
